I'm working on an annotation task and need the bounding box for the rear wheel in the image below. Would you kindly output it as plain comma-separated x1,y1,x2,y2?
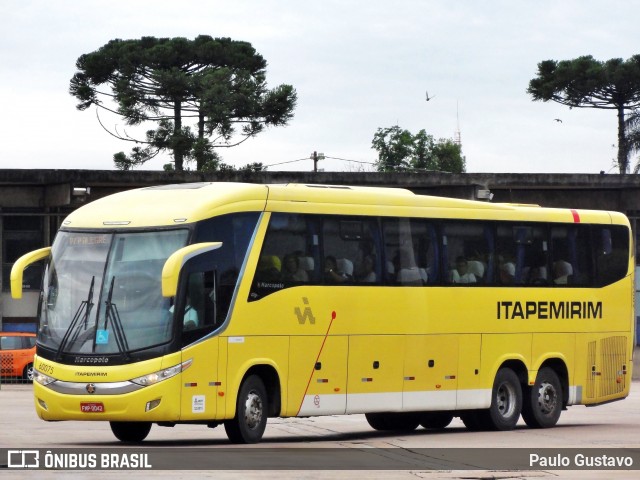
365,412,420,431
224,375,268,444
484,368,522,431
110,421,152,442
522,367,563,428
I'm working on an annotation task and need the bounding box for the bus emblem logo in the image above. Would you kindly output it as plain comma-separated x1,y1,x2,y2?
294,297,316,325
86,383,96,394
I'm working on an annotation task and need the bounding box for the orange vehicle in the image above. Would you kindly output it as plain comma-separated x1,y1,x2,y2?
0,332,36,381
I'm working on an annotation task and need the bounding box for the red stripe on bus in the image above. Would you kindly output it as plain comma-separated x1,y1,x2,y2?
571,209,580,223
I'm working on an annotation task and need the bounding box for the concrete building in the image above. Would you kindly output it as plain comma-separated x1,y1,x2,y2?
2,168,640,333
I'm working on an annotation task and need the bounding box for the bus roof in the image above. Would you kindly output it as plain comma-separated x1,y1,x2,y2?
60,182,627,229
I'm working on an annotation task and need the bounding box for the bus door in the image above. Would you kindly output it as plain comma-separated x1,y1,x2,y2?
177,269,222,421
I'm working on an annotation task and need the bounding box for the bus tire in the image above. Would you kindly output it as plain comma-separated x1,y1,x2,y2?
224,375,268,444
23,363,34,382
365,412,420,431
419,412,454,429
485,367,522,431
522,367,562,429
109,421,152,442
460,411,488,431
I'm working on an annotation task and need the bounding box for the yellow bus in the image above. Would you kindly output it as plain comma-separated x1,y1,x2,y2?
11,182,635,443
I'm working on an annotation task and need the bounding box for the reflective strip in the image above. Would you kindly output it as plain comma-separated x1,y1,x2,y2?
44,380,143,395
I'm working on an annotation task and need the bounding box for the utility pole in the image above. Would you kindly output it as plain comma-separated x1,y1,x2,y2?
310,151,325,172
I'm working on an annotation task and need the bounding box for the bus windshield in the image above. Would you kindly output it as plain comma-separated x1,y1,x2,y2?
38,229,189,356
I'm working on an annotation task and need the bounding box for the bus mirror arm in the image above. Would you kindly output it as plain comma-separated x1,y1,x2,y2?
161,242,223,298
10,247,51,300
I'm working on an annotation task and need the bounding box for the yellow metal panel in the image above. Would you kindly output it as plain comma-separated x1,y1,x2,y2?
403,335,459,392
347,335,405,411
480,333,532,381
179,338,219,420
288,335,348,416
62,183,268,229
224,335,288,420
531,333,575,385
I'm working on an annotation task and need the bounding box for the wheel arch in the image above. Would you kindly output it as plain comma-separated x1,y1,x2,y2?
241,364,282,417
498,358,529,387
537,358,570,408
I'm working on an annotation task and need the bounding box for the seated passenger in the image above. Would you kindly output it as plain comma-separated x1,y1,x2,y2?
358,254,377,283
169,295,199,330
282,253,309,282
450,256,477,284
324,255,350,283
553,260,573,285
466,260,485,280
257,254,281,281
499,261,516,285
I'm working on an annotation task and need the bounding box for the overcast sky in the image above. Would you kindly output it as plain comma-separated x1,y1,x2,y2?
2,0,639,174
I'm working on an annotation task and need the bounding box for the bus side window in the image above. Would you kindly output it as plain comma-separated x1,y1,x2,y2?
323,216,380,285
181,270,220,346
250,213,317,300
550,225,592,286
442,221,488,286
595,225,629,286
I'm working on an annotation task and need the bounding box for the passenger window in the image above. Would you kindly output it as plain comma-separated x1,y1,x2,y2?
323,217,380,285
0,336,23,350
595,225,629,286
550,225,592,286
251,213,318,299
442,222,490,285
180,270,222,346
497,224,549,286
382,219,436,286
521,226,550,286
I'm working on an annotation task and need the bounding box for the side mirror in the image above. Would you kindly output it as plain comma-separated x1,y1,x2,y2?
10,247,51,299
161,242,222,298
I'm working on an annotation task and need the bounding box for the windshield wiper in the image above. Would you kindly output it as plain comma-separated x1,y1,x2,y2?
104,276,131,360
55,276,95,360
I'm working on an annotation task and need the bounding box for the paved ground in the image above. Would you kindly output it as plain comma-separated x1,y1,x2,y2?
2,368,640,479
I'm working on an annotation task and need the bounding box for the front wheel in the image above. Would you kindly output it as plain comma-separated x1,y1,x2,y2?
522,367,563,428
224,375,268,444
110,421,151,442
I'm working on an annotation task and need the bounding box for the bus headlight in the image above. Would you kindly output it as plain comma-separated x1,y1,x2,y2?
130,359,193,386
34,370,56,386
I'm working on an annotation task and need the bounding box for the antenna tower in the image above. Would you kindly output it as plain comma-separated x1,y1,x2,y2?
454,101,461,146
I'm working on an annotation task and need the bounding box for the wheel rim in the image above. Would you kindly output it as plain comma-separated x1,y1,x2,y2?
496,381,517,418
537,381,558,415
243,391,263,430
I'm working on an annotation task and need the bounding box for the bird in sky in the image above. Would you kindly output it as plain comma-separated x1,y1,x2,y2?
554,118,563,123
426,90,435,101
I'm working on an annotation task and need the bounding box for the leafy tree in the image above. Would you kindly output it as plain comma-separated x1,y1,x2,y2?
372,126,465,173
70,35,297,171
431,138,465,173
528,55,640,174
623,110,640,173
372,126,414,171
